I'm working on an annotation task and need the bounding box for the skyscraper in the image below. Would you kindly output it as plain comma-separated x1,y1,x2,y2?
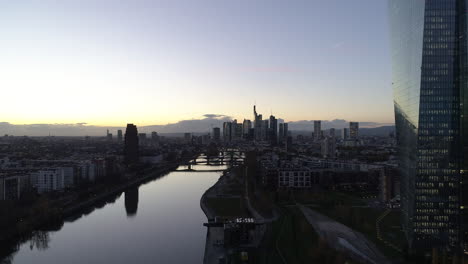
242,119,252,139
117,129,123,142
341,128,349,140
283,123,288,140
124,124,139,164
279,123,284,144
389,1,467,256
223,122,232,142
212,127,221,142
349,122,359,140
106,129,112,141
269,115,278,145
253,105,263,141
314,120,322,141
261,120,269,141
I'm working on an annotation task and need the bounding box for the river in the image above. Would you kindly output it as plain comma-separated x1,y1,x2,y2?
4,160,227,264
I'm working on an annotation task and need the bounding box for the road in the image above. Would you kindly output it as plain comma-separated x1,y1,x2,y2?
298,204,391,264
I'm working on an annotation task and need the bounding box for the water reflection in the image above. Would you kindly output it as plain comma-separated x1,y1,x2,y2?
124,187,139,217
29,231,50,251
4,162,223,264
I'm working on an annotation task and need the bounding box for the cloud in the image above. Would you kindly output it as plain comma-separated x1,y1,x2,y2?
203,114,228,119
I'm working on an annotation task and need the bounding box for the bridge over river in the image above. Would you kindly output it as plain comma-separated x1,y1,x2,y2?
176,150,245,172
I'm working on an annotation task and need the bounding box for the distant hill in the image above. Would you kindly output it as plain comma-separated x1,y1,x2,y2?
359,126,395,136
0,118,394,137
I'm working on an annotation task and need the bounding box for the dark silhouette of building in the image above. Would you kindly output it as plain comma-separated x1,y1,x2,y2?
390,1,467,257
117,129,123,142
124,124,139,164
223,122,232,142
212,127,221,142
269,115,277,145
106,129,112,141
349,122,359,140
314,120,322,141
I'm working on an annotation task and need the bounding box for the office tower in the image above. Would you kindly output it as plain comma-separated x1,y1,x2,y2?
349,122,359,140
235,123,243,139
242,119,252,138
269,115,278,145
279,123,284,144
261,120,269,141
117,130,123,142
283,123,288,138
223,122,232,142
124,124,139,164
389,1,467,256
253,105,263,141
341,128,349,140
314,120,322,141
329,128,335,138
231,119,242,140
212,127,221,142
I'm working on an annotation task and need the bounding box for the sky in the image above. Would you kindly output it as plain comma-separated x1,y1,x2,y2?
0,0,393,126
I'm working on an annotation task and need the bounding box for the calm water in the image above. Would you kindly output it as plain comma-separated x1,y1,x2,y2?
6,163,226,264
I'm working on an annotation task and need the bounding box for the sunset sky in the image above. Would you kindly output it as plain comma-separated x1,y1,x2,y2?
0,0,393,126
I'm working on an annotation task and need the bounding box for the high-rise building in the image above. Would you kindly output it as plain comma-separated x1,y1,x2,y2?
242,119,251,139
341,128,349,140
389,1,467,256
212,127,221,142
269,115,278,145
349,122,359,140
261,120,269,141
253,105,263,141
124,124,139,164
235,123,243,139
117,130,123,142
106,129,112,141
278,123,284,144
230,119,242,140
329,128,335,138
283,123,288,140
314,120,322,141
223,122,232,142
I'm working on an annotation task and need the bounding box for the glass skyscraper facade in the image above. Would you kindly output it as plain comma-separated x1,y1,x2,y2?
389,0,467,255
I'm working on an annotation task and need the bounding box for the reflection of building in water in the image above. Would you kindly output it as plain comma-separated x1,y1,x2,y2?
124,187,139,217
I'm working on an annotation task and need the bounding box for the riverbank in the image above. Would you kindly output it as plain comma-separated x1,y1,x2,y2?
200,165,276,264
0,158,193,261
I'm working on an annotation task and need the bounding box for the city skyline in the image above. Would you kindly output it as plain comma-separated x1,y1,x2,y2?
0,0,393,126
